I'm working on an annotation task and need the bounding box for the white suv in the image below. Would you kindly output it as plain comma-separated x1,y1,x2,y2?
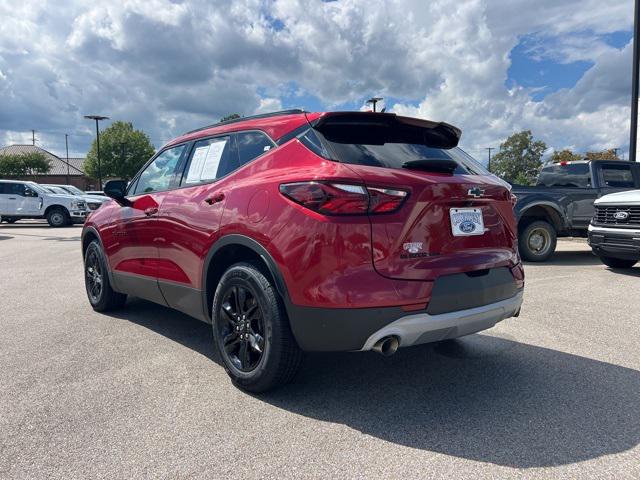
0,180,88,227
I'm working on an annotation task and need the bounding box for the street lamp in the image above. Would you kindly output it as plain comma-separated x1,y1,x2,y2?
366,97,384,113
84,115,109,190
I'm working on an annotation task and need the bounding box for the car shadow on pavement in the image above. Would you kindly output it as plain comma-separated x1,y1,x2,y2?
525,249,601,267
267,336,640,469
605,267,640,277
109,299,640,469
106,299,219,363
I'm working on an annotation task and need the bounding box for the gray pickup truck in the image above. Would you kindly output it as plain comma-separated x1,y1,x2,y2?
513,160,640,261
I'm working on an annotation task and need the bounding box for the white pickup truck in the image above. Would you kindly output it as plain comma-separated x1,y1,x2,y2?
0,179,89,227
588,189,640,269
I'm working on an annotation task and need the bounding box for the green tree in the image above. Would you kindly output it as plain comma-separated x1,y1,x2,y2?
550,149,582,163
84,121,155,180
220,113,241,123
490,130,547,185
0,152,51,176
585,149,620,161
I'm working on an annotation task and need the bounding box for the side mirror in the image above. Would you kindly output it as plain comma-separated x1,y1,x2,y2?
25,189,38,198
104,180,130,206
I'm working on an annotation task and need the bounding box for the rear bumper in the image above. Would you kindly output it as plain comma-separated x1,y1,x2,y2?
588,224,640,260
360,291,523,351
287,288,524,352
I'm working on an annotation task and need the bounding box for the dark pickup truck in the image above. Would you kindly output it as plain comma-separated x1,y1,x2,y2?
513,160,640,261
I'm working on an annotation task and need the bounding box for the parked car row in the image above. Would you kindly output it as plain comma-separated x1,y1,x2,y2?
41,184,108,211
0,180,106,226
512,160,640,261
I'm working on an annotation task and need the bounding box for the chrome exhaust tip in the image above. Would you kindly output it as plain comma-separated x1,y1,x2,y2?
372,336,399,356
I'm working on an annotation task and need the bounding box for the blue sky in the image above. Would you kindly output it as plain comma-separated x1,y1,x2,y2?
508,31,633,102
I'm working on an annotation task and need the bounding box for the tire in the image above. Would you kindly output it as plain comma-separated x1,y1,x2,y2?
84,240,127,311
519,220,557,262
46,208,70,227
598,256,637,269
212,262,302,393
5,217,18,224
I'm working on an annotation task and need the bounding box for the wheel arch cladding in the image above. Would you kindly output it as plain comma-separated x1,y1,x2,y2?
202,235,289,321
82,230,99,256
81,227,118,289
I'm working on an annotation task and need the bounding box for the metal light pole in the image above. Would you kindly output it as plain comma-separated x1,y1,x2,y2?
84,115,109,190
630,0,640,161
486,147,495,171
65,134,70,185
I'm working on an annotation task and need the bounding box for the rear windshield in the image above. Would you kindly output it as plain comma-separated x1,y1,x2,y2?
537,163,591,188
304,126,489,175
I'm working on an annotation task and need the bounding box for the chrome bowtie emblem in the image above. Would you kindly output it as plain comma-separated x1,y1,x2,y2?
614,211,630,220
468,187,485,198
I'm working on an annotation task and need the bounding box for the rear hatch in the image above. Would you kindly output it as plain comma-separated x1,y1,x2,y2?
310,112,518,281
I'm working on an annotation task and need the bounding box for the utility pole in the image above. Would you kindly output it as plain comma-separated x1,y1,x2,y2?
630,0,640,161
65,134,70,185
486,147,495,171
31,130,36,146
366,97,383,112
84,115,109,190
613,147,619,158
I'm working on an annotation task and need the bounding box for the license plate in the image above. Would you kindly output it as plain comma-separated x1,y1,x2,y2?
450,208,484,236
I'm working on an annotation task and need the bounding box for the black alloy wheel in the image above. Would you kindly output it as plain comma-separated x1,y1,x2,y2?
212,262,302,392
83,240,127,311
85,247,104,304
217,285,266,372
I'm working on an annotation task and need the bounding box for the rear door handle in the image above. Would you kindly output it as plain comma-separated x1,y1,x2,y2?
205,192,225,205
144,207,159,217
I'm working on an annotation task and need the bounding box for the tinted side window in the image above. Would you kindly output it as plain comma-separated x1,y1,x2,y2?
0,182,7,194
133,145,185,195
5,183,26,196
235,131,275,170
537,164,591,188
182,136,233,185
601,164,635,188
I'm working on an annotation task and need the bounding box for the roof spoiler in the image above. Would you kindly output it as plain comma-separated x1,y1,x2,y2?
308,111,462,149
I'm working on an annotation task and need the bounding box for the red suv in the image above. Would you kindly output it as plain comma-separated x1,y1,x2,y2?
82,110,524,392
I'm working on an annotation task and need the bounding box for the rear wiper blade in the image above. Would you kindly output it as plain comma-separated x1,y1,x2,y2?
402,159,458,174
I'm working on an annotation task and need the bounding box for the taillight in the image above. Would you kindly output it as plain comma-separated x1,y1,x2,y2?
279,182,407,215
368,187,408,213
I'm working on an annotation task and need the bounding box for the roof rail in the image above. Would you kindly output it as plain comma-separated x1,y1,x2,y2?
183,109,306,135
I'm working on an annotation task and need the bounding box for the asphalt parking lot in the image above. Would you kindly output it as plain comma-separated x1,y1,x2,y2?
1,222,639,479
